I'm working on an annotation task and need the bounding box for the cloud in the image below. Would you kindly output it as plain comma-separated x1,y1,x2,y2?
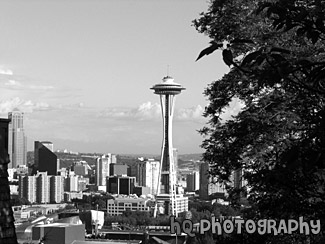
98,102,160,120
0,67,13,76
0,97,51,115
20,101,206,154
98,102,206,122
2,81,55,91
133,102,161,120
176,105,205,121
29,85,54,90
0,66,54,91
4,79,23,88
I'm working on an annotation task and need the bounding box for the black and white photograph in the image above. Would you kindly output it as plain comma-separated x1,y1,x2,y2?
0,0,324,243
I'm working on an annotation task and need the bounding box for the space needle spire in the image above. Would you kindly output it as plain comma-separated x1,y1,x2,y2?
151,75,186,217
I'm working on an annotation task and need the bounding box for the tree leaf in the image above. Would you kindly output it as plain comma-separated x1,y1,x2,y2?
241,50,262,66
310,31,320,44
270,47,291,54
297,27,306,36
255,2,272,15
230,38,255,45
196,42,223,61
270,53,287,64
222,49,233,66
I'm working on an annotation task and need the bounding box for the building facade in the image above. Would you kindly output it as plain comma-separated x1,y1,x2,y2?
107,197,153,216
77,176,88,191
19,175,37,203
155,194,188,216
19,172,64,204
64,192,83,202
186,171,200,192
34,141,58,175
36,172,50,204
96,154,111,186
65,175,79,192
106,175,136,195
110,164,128,176
199,162,227,200
8,109,27,168
136,159,160,195
74,161,89,176
50,175,64,203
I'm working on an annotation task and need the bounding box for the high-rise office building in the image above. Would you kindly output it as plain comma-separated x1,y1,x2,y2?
74,161,89,176
151,76,188,217
187,171,200,192
19,175,37,203
50,175,64,203
36,172,50,204
65,175,79,192
34,141,59,175
199,162,226,200
8,109,27,168
110,164,128,176
111,154,117,164
232,168,243,189
77,177,88,191
106,175,136,195
96,154,111,186
19,172,64,204
136,159,160,195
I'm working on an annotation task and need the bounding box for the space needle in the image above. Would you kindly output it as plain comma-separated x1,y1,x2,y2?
151,76,188,217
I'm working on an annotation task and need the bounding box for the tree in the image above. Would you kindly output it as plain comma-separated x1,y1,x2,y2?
11,196,31,206
194,0,325,242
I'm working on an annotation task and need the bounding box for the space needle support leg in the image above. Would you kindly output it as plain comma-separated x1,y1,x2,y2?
154,95,165,218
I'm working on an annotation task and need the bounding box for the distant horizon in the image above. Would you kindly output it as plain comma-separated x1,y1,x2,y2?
27,149,203,157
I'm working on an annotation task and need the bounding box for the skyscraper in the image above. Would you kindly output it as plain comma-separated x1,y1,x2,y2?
74,161,89,176
136,159,160,195
33,141,58,175
96,154,111,186
199,162,226,200
187,171,200,192
151,76,188,216
65,175,79,192
8,109,27,168
36,172,50,204
19,175,37,203
106,175,136,195
50,175,64,203
19,172,64,204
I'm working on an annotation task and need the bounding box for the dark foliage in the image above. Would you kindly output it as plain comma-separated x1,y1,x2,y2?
194,0,325,243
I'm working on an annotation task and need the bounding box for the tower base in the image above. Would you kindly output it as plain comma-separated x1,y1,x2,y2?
155,194,188,217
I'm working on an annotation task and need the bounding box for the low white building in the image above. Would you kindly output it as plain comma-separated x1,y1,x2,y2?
107,197,153,216
64,192,83,202
156,194,188,216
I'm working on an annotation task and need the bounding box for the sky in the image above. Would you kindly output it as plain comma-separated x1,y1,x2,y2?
0,0,239,155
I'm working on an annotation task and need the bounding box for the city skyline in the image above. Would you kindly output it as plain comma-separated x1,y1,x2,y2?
0,0,241,154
